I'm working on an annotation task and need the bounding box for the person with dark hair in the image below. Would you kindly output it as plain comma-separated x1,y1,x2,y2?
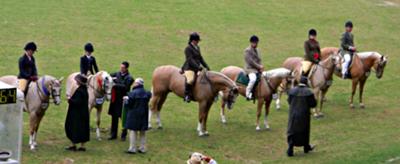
108,61,134,141
124,78,151,154
65,74,90,152
302,29,321,76
244,35,264,100
181,32,210,102
286,76,317,157
18,42,38,96
340,21,356,79
80,43,99,75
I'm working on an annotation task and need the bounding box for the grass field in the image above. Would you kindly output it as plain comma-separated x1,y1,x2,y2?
1,0,400,163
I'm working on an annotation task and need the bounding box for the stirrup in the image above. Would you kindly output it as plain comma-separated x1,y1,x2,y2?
184,96,191,103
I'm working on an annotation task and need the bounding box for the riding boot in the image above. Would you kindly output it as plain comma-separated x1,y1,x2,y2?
302,70,309,77
184,83,193,103
287,144,294,157
108,115,118,140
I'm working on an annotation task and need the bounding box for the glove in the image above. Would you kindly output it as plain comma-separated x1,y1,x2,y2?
202,156,211,163
206,67,210,71
179,69,184,74
30,76,38,81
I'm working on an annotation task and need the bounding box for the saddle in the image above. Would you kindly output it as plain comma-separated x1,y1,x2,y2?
236,71,261,98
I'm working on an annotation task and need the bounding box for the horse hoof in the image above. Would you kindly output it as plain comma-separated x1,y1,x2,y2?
350,104,355,109
97,137,102,141
256,126,261,131
148,126,152,130
157,126,163,130
265,126,271,130
30,145,36,150
360,104,365,109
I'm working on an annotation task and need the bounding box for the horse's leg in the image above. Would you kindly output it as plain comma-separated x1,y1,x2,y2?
256,99,264,131
319,89,328,117
313,88,321,117
350,80,359,109
148,94,160,129
264,97,272,130
197,101,209,136
275,90,282,110
156,93,168,129
220,99,227,124
28,112,37,150
359,78,367,109
95,106,103,140
202,101,213,136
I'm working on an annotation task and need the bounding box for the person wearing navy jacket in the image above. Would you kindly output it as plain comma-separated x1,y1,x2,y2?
80,43,99,75
18,42,38,96
123,78,151,154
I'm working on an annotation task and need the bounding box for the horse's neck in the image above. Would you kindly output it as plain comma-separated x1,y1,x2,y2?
359,55,377,70
203,72,233,92
87,75,102,97
319,57,335,77
267,77,281,91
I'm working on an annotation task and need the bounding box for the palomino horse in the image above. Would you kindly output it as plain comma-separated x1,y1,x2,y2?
149,65,239,136
220,66,292,130
0,75,63,150
278,53,341,117
66,71,113,140
321,47,388,108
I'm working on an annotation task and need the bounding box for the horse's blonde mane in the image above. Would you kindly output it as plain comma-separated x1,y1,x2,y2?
263,68,291,78
358,52,382,60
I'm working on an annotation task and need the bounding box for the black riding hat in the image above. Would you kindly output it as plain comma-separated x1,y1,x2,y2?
84,43,94,52
189,32,201,42
345,21,353,28
24,42,37,51
249,35,259,43
308,29,317,36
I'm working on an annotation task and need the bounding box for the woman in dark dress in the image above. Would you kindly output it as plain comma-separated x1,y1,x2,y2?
65,74,90,151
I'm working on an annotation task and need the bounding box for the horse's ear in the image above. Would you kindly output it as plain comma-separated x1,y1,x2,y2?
381,55,384,61
59,77,64,82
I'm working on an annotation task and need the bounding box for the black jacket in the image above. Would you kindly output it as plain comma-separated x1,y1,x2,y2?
108,71,134,117
181,44,209,72
124,85,152,131
304,39,321,63
80,55,99,75
287,84,317,147
18,54,37,79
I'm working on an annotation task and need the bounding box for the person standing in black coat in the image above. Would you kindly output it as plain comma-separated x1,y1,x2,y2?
123,78,151,154
108,61,134,141
65,74,90,152
287,76,317,157
80,43,99,76
18,42,38,96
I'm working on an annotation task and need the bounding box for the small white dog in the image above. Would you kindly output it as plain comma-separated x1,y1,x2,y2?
187,152,217,164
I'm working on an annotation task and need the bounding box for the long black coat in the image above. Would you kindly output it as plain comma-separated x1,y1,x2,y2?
18,54,37,79
181,44,209,72
65,85,90,144
80,55,99,75
124,85,151,131
287,84,317,147
108,71,134,117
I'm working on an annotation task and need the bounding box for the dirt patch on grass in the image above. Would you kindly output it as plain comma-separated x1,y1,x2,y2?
378,0,399,7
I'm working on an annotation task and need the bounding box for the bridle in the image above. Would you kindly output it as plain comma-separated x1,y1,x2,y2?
88,73,111,98
36,76,60,103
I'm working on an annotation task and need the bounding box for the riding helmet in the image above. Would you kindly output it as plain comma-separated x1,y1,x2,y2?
189,32,201,42
308,29,317,36
24,42,37,51
249,35,259,43
84,43,94,52
345,21,353,28
122,61,130,68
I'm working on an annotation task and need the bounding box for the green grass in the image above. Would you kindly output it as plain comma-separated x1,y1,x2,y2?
1,0,400,163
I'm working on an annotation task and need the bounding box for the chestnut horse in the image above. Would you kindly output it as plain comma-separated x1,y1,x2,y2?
0,75,63,150
66,71,113,140
149,65,238,136
321,47,388,108
278,53,341,117
220,66,292,131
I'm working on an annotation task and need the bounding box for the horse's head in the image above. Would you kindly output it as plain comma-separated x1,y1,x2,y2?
101,72,113,101
330,53,342,69
375,55,388,79
48,76,63,105
224,86,239,110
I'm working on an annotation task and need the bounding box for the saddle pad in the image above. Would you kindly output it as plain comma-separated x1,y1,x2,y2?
236,72,249,85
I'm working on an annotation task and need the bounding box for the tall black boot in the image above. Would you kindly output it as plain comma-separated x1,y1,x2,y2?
108,115,118,140
184,83,192,103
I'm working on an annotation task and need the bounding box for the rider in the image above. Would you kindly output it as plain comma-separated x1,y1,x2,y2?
340,21,356,79
80,43,99,76
181,32,210,103
302,29,321,77
18,42,38,96
244,35,264,100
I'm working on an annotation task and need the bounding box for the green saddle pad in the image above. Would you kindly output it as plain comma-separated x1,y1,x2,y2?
236,72,260,86
236,72,249,85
